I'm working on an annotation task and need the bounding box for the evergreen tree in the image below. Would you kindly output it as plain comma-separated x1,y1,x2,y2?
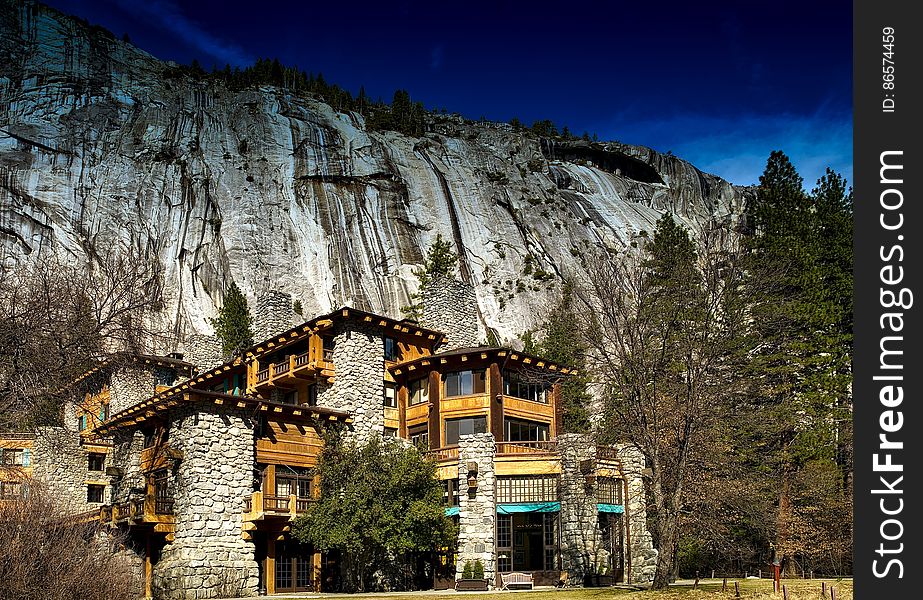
209,282,254,357
402,234,458,321
534,281,592,432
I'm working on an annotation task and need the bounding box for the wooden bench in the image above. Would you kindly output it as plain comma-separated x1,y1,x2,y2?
500,572,534,590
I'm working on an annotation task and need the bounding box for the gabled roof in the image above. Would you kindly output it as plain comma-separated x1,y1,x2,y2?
388,346,576,378
69,353,195,389
243,306,445,360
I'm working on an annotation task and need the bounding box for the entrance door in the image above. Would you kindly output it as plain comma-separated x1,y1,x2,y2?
599,513,625,582
274,539,314,592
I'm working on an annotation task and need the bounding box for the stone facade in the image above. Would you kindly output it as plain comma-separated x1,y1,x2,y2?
618,444,657,583
32,426,109,511
110,365,157,415
456,434,497,585
419,277,481,351
151,404,260,599
184,334,225,373
318,321,384,444
252,290,296,343
558,434,605,585
109,430,146,504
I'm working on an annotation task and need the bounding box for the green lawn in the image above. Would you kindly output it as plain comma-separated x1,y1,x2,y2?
274,578,852,600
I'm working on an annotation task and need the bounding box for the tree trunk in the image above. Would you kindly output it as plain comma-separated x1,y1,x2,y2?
652,508,678,589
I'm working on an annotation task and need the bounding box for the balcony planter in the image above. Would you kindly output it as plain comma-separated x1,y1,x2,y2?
455,579,489,591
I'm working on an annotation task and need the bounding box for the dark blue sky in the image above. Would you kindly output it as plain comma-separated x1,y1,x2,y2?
45,0,852,186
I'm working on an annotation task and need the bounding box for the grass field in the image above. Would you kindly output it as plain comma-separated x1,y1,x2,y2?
274,578,852,600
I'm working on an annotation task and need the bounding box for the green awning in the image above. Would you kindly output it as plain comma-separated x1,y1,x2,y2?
597,503,625,514
444,506,460,517
497,501,561,514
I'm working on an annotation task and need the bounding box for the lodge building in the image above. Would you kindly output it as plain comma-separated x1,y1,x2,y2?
0,278,656,599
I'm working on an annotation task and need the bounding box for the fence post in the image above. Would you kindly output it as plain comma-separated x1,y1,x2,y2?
822,581,826,596
735,581,740,598
783,584,788,600
722,578,728,592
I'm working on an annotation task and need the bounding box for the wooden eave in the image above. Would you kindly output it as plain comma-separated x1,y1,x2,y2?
242,305,446,361
388,346,575,378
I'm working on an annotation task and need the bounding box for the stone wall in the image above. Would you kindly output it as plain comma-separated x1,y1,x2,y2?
151,404,259,599
32,426,109,511
184,334,225,374
618,444,657,583
109,365,157,415
558,434,604,585
109,430,145,504
419,277,481,351
456,434,497,586
252,290,296,342
317,321,384,444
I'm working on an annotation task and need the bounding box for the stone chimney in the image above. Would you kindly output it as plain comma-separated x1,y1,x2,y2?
184,334,225,374
419,277,482,351
252,290,296,343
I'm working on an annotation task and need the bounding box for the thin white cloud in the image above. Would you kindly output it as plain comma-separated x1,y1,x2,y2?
109,0,254,66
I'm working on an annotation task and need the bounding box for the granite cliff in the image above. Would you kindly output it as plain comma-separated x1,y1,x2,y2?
0,1,750,345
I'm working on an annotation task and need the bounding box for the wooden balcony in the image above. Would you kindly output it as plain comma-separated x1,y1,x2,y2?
252,350,335,390
100,495,175,538
496,440,558,455
425,445,460,463
242,491,315,522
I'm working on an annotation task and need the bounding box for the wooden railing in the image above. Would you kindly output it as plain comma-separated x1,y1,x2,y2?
264,495,291,512
273,360,290,375
243,492,315,517
425,446,460,462
496,440,558,455
155,498,175,515
322,347,334,361
255,368,270,383
596,445,621,462
293,351,311,368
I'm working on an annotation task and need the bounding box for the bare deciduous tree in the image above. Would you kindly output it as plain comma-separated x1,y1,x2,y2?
573,219,751,588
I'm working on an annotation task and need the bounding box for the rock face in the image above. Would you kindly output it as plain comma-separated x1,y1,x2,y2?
0,1,750,347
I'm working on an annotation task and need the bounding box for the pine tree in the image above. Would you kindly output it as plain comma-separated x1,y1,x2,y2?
534,281,592,432
209,282,254,357
402,234,458,320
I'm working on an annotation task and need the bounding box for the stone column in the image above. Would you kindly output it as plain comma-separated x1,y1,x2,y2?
184,334,225,373
110,430,145,504
419,277,482,351
558,433,602,585
456,433,497,586
618,444,657,583
317,321,384,444
151,405,259,599
252,290,296,342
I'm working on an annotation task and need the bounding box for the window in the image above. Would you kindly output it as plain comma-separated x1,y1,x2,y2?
322,336,335,361
497,514,512,572
87,453,105,471
444,417,487,446
142,429,156,449
597,477,624,505
384,337,400,362
442,479,459,507
383,427,398,437
504,418,550,442
87,484,105,503
497,475,559,503
275,466,313,498
306,384,318,406
77,415,87,431
154,368,175,387
1,448,29,467
98,403,110,422
503,370,549,403
282,389,299,405
444,370,486,397
0,480,23,499
383,383,397,408
408,378,429,406
408,425,429,449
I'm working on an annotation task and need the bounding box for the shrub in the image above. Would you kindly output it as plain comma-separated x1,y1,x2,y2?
473,559,485,579
462,560,474,579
